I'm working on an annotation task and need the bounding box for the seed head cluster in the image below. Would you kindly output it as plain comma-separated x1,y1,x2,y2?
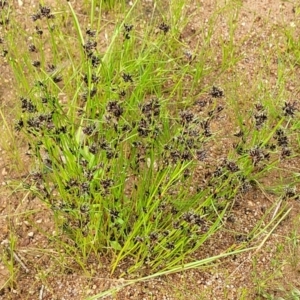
32,4,54,21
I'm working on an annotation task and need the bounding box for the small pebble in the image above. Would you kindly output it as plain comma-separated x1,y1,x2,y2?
2,168,7,176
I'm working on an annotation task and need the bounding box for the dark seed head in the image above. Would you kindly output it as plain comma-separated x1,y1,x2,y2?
86,28,96,37
234,130,243,137
101,179,114,189
47,64,56,72
141,98,160,119
31,13,41,21
122,73,133,83
255,103,264,111
32,60,41,68
107,101,123,118
149,232,159,242
281,147,291,159
137,119,150,137
135,236,144,243
52,75,62,83
35,26,43,35
226,160,239,172
210,86,223,98
39,4,51,18
14,119,24,132
274,129,288,147
88,143,98,154
196,150,206,161
158,22,170,33
0,1,8,9
1,49,8,57
283,101,297,117
254,111,267,128
109,209,119,221
90,54,101,67
83,73,99,84
83,40,97,54
119,90,126,97
284,187,296,199
28,44,37,52
249,146,270,166
166,241,175,250
0,18,9,26
124,24,133,32
82,124,96,135
180,111,194,125
20,97,37,113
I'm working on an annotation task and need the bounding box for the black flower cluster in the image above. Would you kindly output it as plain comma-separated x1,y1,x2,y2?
182,211,203,226
82,29,101,68
239,176,253,194
14,119,24,132
249,146,270,166
141,98,160,119
137,118,151,137
280,147,291,159
210,86,223,98
274,129,288,147
29,44,37,52
26,112,54,132
201,119,212,137
32,60,41,67
283,101,297,117
208,105,224,118
123,24,133,39
195,98,208,110
122,73,133,83
0,17,9,26
35,26,43,36
107,101,123,119
283,187,299,200
86,28,96,37
180,110,194,125
0,0,7,9
133,99,163,140
83,40,97,55
234,129,244,138
225,160,239,172
0,1,9,25
254,104,267,129
273,128,291,159
20,97,37,113
32,4,54,21
158,22,170,34
109,209,119,221
82,123,96,135
83,73,99,84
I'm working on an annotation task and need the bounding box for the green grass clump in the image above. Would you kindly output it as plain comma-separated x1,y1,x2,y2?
8,1,235,275
2,0,299,280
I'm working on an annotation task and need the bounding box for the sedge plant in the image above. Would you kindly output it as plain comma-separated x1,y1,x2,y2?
2,0,299,280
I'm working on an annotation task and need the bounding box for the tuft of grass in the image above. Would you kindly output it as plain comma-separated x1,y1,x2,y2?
5,1,228,275
1,0,299,288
